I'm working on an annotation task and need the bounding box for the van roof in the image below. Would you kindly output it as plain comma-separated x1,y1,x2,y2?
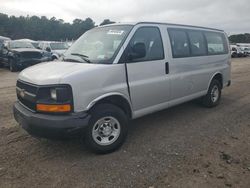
101,22,224,32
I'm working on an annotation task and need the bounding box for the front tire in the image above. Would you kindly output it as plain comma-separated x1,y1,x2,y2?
84,104,128,154
202,79,222,108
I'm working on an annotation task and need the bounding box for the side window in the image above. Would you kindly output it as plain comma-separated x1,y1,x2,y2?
168,29,190,58
127,27,164,62
204,32,227,55
187,31,207,56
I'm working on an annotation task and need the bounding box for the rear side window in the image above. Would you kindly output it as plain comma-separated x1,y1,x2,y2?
168,29,190,58
187,31,207,56
204,32,228,55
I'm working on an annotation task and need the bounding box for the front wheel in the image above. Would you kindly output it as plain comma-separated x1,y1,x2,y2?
202,79,222,108
83,104,128,154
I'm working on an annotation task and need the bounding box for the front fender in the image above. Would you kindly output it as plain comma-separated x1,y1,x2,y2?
86,92,132,110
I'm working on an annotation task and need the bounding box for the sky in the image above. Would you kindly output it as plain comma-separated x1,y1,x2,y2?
0,0,250,34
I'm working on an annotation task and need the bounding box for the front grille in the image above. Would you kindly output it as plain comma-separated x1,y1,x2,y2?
18,96,36,110
16,80,38,111
16,80,38,94
20,52,42,59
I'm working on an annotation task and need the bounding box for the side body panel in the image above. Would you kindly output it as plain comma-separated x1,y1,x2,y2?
89,24,231,119
164,25,231,108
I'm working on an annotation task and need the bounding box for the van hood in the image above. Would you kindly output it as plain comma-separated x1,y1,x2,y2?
18,61,105,85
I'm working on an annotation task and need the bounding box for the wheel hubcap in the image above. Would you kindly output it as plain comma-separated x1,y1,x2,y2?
92,116,121,146
211,85,219,102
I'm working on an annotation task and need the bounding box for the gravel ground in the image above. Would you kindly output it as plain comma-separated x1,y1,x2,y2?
0,58,250,188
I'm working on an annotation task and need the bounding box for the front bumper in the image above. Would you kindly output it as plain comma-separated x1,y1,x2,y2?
13,101,90,139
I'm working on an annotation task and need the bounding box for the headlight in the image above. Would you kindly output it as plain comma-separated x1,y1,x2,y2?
50,87,71,102
50,88,57,100
36,85,73,113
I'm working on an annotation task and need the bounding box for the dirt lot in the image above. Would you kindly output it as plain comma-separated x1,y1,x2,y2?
0,58,250,188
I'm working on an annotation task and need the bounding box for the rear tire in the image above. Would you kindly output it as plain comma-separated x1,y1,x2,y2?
83,103,128,154
9,59,18,72
202,79,222,108
231,53,237,58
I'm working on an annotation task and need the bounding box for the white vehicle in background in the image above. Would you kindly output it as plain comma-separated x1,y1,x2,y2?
15,39,40,49
243,47,250,56
235,43,250,56
230,45,246,58
38,41,69,60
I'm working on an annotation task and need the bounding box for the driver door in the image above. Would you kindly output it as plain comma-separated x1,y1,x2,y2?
121,26,170,117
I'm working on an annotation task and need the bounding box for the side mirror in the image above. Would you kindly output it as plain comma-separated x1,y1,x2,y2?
128,42,146,60
46,47,51,52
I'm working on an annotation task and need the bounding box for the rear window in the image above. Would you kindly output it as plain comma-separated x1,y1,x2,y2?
168,28,228,58
204,32,228,55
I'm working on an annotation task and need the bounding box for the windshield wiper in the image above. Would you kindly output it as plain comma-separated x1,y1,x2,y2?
63,57,83,63
70,53,92,64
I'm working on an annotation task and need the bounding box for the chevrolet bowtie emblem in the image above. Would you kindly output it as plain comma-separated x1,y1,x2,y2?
19,89,25,98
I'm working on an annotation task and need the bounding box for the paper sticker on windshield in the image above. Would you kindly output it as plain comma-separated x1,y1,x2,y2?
107,30,124,35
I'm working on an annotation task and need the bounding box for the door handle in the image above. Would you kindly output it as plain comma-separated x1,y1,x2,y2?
165,62,169,74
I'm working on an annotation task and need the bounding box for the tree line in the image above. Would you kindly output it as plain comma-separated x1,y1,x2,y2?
1,13,250,43
229,33,250,43
0,13,115,41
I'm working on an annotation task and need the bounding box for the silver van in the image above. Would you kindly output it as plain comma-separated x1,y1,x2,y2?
13,22,231,153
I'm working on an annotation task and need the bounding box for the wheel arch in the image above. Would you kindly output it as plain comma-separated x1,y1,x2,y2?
86,93,133,119
52,53,59,60
207,72,223,91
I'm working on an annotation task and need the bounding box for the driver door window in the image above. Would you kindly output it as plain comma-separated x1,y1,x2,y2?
125,27,164,63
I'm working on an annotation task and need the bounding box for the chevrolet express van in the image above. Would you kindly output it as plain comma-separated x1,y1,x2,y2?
13,22,231,153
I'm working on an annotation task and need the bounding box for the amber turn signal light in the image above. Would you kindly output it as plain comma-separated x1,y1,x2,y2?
36,104,71,113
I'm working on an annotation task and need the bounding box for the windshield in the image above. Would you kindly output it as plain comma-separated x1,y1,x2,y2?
64,25,133,64
50,42,69,50
9,41,35,49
